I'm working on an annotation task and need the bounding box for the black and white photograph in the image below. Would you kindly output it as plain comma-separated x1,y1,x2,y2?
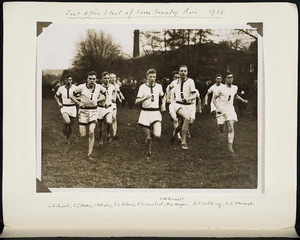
3,2,298,238
37,23,261,191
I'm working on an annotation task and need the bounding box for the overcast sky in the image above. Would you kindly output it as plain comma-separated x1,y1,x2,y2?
38,24,257,70
38,24,135,70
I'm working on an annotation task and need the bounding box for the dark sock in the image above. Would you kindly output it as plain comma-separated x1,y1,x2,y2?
98,121,103,140
63,124,68,136
175,118,184,135
219,124,224,133
66,124,72,140
107,124,111,138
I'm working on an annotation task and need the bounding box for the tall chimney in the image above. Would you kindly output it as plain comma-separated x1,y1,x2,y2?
133,30,140,58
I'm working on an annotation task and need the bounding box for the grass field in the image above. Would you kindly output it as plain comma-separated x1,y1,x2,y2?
41,98,258,190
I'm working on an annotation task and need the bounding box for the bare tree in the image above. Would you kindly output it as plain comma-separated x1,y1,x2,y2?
139,30,167,55
71,29,123,83
225,29,257,50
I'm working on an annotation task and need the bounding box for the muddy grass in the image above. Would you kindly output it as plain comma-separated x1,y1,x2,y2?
41,98,258,190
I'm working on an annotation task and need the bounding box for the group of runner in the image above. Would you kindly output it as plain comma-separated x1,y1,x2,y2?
54,65,247,160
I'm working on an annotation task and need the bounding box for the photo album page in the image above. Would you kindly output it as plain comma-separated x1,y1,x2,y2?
2,2,298,238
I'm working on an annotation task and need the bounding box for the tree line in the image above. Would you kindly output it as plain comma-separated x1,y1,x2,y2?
42,28,258,98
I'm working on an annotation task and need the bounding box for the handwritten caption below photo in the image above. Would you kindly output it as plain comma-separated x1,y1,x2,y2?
48,196,253,210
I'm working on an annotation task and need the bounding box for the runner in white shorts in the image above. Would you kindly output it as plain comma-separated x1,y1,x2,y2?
54,74,77,143
71,71,106,160
169,65,196,150
109,73,125,140
165,71,181,141
185,89,201,139
204,74,225,133
213,72,248,153
97,71,115,145
135,68,164,157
